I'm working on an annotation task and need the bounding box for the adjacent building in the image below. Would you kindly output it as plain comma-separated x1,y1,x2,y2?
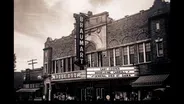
16,67,44,101
14,72,24,101
43,0,170,101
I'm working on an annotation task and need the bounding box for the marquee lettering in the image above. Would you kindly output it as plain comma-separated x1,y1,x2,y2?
51,71,85,80
80,47,84,51
87,67,137,78
79,40,84,45
80,59,83,64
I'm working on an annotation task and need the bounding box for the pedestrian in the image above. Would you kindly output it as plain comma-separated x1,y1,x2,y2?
97,96,101,101
42,95,46,101
106,95,110,101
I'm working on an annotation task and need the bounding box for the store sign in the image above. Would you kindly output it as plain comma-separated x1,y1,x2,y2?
87,66,139,79
51,70,86,81
74,13,86,66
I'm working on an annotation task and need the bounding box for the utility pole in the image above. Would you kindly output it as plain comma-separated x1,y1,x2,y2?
28,59,37,70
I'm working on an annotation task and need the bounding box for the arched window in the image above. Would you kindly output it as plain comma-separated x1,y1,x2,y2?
109,39,119,48
122,36,134,44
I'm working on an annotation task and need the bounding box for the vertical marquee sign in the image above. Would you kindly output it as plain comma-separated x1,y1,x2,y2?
73,13,87,68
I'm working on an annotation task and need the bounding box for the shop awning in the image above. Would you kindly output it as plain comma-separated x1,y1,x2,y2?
16,88,40,92
131,74,169,87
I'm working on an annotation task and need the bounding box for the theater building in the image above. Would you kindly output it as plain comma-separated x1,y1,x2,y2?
43,0,170,101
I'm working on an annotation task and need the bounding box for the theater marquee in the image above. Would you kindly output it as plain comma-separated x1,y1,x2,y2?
51,70,86,81
87,66,139,79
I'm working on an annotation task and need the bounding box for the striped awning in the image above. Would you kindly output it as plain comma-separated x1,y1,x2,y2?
132,74,169,87
16,88,40,92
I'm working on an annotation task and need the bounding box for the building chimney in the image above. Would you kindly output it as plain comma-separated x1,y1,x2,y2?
153,0,165,7
88,11,93,16
125,15,129,18
140,10,144,13
47,37,52,42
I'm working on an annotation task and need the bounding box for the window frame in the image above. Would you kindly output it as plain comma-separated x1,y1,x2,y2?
137,43,146,63
129,45,135,65
122,46,129,65
115,48,120,66
156,22,160,30
145,42,151,62
156,39,164,57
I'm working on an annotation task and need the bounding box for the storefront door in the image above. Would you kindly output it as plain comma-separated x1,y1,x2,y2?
80,87,94,101
96,88,104,100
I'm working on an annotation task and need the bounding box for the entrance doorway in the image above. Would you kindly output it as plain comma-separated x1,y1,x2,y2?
81,87,94,101
80,87,105,101
96,88,105,100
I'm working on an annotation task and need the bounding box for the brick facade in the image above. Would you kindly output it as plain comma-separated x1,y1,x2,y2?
43,0,170,76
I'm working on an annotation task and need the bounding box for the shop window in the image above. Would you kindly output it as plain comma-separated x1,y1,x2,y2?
34,84,37,88
123,47,128,65
156,41,164,57
145,42,151,61
23,84,29,88
138,44,144,63
129,45,135,64
29,84,32,88
96,88,101,99
115,48,120,66
109,49,114,66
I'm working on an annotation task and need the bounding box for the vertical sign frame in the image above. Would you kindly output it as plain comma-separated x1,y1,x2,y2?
74,13,87,68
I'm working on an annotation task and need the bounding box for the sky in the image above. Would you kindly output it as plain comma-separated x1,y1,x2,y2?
14,0,170,72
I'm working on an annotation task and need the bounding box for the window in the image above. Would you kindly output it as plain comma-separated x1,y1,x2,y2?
115,48,120,66
123,47,128,65
30,84,33,88
87,54,91,67
34,84,37,88
156,22,160,30
60,59,63,72
138,44,144,63
44,64,48,74
91,53,97,67
63,59,66,72
52,61,55,73
44,51,48,59
68,58,71,72
24,84,29,88
145,42,151,61
72,57,74,71
98,52,103,67
156,41,164,57
109,50,114,66
56,60,59,73
129,45,135,64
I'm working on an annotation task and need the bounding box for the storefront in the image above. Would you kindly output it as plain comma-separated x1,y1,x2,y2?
50,70,86,101
16,86,43,101
131,74,170,101
50,66,139,101
85,66,139,101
